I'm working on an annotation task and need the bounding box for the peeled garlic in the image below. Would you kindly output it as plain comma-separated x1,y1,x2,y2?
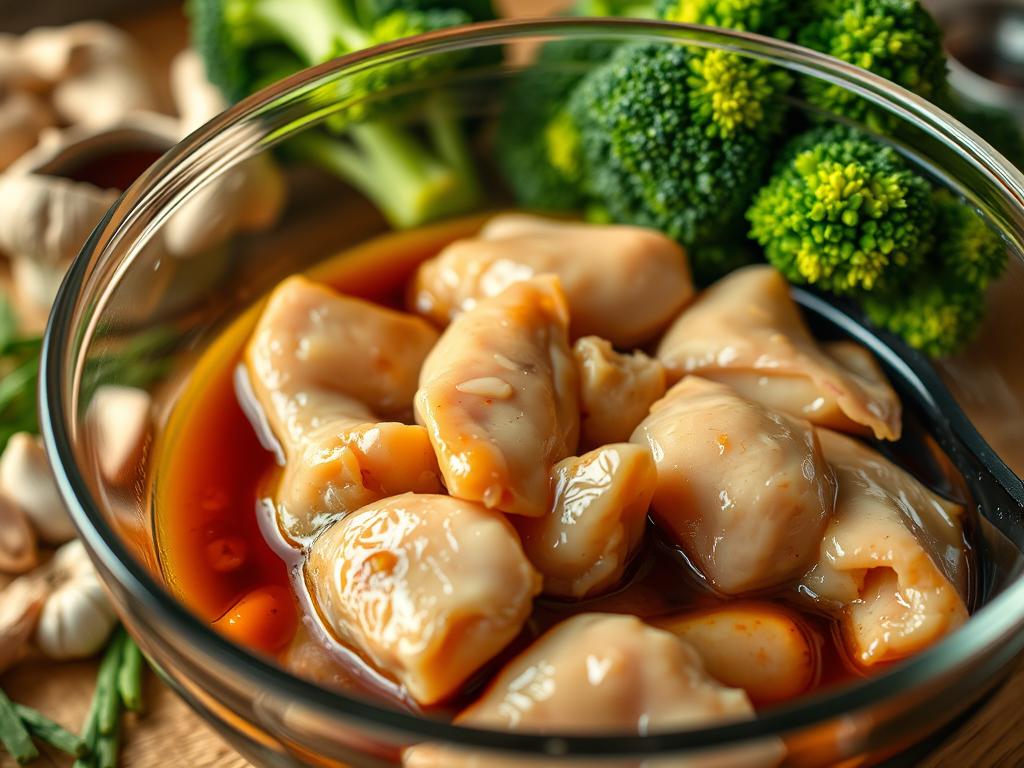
0,575,47,673
35,540,117,660
87,385,152,487
0,495,37,574
0,432,75,544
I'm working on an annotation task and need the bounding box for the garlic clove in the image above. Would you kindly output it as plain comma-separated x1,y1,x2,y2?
162,49,285,258
35,539,117,660
87,385,152,487
17,22,158,129
0,495,38,574
0,575,47,673
0,33,48,93
0,432,75,544
0,90,55,171
10,255,67,313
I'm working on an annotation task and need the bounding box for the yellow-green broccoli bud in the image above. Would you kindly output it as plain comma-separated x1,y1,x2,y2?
657,0,797,37
797,0,947,128
863,278,985,357
747,125,934,294
932,190,1007,288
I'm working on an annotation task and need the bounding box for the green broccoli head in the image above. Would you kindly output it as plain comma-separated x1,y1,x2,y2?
747,125,934,294
355,0,495,22
689,235,761,283
656,0,797,37
567,42,789,245
862,278,985,357
497,38,619,211
573,0,657,17
797,0,947,128
932,190,1007,288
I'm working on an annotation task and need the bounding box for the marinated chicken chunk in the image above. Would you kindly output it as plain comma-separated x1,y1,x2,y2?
246,275,439,445
404,614,783,768
631,377,836,594
516,444,655,599
574,336,667,448
306,494,541,705
657,266,902,441
801,429,968,666
409,214,695,347
655,604,817,705
415,276,579,517
245,276,444,540
277,420,443,540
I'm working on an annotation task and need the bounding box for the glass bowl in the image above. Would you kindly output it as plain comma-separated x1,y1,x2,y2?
38,17,1024,768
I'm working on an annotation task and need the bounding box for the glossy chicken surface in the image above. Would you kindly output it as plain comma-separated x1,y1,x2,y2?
158,214,976,746
404,613,784,768
409,214,695,346
415,276,579,517
574,336,666,448
632,376,837,594
515,443,655,598
306,494,541,705
657,266,902,441
801,429,968,666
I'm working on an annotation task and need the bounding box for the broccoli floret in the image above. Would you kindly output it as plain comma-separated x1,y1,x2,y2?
796,0,947,129
747,125,934,294
689,234,761,283
567,42,790,245
932,190,1007,287
354,0,495,22
656,0,798,37
496,39,618,211
189,0,482,228
862,278,985,358
573,0,657,16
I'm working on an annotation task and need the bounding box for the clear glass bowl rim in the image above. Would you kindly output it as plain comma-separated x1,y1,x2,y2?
38,16,1024,757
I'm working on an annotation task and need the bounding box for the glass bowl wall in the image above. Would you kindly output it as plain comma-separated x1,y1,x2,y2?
39,18,1024,768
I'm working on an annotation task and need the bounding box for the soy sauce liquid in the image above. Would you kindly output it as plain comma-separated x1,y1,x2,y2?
153,216,974,716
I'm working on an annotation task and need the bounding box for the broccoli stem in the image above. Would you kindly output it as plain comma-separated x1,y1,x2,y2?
290,119,478,228
244,0,370,64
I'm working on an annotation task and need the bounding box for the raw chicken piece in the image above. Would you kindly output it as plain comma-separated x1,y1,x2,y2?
516,444,655,599
245,276,444,540
306,494,541,705
801,429,968,667
404,614,783,768
415,276,579,518
655,603,817,705
657,266,901,441
631,377,836,595
246,275,439,445
277,419,443,540
409,214,695,347
574,336,666,448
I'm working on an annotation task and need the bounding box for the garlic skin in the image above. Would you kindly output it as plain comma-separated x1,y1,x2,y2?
0,495,38,574
0,432,75,544
0,575,47,673
35,540,117,660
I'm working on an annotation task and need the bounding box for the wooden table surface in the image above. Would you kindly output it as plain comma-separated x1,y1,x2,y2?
2,1,1023,766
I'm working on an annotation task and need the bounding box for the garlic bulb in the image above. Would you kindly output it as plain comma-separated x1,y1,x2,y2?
0,495,37,574
0,575,47,673
0,432,75,544
35,540,117,660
